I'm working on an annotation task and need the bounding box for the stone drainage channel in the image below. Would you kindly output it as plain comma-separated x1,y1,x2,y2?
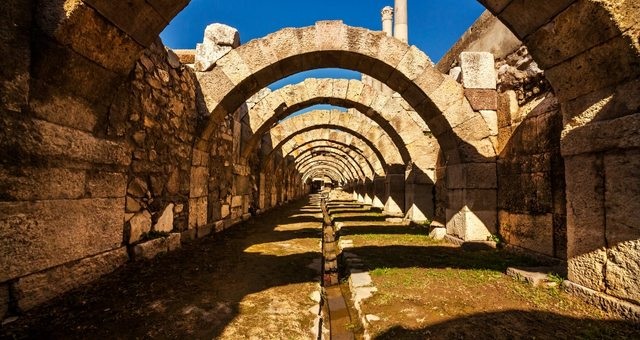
319,196,379,340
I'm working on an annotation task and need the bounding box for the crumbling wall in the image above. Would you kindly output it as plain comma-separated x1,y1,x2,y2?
440,12,566,259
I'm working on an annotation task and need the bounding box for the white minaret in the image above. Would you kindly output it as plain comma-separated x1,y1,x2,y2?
394,0,408,43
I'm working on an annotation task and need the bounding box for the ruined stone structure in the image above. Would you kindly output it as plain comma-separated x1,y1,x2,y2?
0,0,639,321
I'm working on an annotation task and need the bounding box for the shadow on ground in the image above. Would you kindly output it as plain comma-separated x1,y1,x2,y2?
374,310,640,339
0,197,324,339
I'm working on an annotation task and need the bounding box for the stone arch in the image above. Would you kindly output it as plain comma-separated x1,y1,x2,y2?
285,142,377,179
303,165,347,184
241,78,437,173
290,146,369,180
269,134,387,176
263,109,407,166
296,152,362,180
196,21,496,167
297,155,358,182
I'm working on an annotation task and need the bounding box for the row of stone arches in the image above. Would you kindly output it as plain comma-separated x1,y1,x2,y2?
1,0,638,314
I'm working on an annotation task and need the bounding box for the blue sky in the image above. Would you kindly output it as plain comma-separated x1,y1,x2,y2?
161,0,485,112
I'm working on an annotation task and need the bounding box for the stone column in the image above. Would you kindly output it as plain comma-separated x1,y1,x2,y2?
382,6,394,37
373,176,386,209
364,178,374,205
394,0,408,44
444,52,498,241
384,168,406,216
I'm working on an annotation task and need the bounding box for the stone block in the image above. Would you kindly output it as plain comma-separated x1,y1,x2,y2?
197,224,213,238
231,195,243,208
153,204,174,233
499,0,575,40
132,237,167,261
499,211,554,256
188,197,207,229
0,167,86,201
604,240,640,304
564,154,605,258
561,112,640,157
464,89,497,110
220,204,230,219
127,210,151,244
603,151,640,246
15,247,128,311
189,166,209,198
0,198,124,282
86,172,127,198
82,0,167,46
459,52,496,89
568,249,607,293
167,233,181,251
446,163,497,189
214,220,225,232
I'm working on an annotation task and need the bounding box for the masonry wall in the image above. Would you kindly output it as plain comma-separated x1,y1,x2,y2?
0,30,307,316
438,11,566,258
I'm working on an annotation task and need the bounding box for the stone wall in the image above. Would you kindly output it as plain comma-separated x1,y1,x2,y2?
439,12,566,258
0,31,307,316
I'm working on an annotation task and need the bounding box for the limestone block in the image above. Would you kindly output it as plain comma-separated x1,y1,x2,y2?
448,66,462,83
231,195,243,208
128,210,151,243
166,48,181,68
568,249,607,293
429,227,447,240
167,233,181,251
464,89,497,111
125,196,141,213
0,167,86,201
153,204,174,233
564,154,606,258
221,204,230,219
214,220,225,232
127,177,148,198
460,52,496,89
189,166,209,198
604,151,640,246
194,23,240,72
86,172,127,198
132,237,167,261
188,197,207,229
5,119,130,167
0,198,124,282
14,247,128,311
605,240,640,304
499,211,554,256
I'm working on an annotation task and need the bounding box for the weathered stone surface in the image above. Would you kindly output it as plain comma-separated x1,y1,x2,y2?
128,210,151,243
14,247,128,311
167,233,181,251
569,249,607,293
194,23,240,72
460,51,496,89
0,198,124,282
132,237,167,260
464,89,497,110
563,280,640,322
153,203,174,232
603,151,640,247
125,196,141,213
0,168,86,201
85,172,127,198
188,197,207,229
221,204,230,219
605,240,640,304
127,177,148,198
499,211,554,256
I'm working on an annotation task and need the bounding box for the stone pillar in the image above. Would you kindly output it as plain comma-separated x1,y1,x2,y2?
381,6,393,37
357,179,366,203
384,168,405,216
444,52,498,241
364,178,374,205
394,0,408,44
373,176,386,209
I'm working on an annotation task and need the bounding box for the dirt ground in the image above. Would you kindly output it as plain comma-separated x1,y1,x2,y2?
332,208,640,340
3,194,639,340
1,198,323,340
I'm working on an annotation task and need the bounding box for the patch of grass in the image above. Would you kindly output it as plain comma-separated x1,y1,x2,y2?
370,267,393,276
